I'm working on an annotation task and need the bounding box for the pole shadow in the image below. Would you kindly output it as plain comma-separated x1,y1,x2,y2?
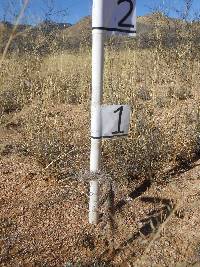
115,179,151,212
104,196,175,262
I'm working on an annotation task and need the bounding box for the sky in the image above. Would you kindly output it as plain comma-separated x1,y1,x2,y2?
0,0,200,25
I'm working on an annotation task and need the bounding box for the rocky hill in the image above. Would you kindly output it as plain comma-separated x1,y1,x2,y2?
0,13,199,54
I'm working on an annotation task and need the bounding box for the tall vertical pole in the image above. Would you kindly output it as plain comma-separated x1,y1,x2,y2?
89,0,104,224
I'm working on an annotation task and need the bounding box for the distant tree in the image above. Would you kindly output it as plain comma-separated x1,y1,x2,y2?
174,0,194,20
41,0,68,23
0,0,69,25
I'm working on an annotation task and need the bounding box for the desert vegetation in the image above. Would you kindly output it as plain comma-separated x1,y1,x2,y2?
0,1,200,266
1,19,200,181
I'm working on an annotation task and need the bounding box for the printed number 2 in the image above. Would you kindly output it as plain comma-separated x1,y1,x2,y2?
112,106,124,135
117,0,135,28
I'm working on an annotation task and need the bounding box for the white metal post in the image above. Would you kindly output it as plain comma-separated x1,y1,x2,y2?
89,17,105,223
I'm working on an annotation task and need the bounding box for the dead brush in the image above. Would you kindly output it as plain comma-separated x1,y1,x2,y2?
40,52,91,104
21,101,90,179
100,42,200,181
0,55,43,119
0,13,200,183
1,46,200,182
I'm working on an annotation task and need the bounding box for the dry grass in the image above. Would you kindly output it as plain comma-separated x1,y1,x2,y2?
0,6,199,184
0,39,200,181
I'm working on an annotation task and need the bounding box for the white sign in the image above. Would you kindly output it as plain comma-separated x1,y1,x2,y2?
91,105,131,139
92,0,136,36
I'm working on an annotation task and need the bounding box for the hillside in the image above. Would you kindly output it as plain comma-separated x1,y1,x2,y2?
0,20,72,54
1,12,199,54
0,7,200,266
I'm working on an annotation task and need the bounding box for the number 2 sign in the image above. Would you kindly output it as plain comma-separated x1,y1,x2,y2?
92,0,136,36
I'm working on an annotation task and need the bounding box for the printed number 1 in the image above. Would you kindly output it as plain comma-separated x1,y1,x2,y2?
112,106,124,135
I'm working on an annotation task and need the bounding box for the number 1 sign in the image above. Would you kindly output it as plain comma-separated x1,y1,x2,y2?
91,105,131,139
92,0,136,36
